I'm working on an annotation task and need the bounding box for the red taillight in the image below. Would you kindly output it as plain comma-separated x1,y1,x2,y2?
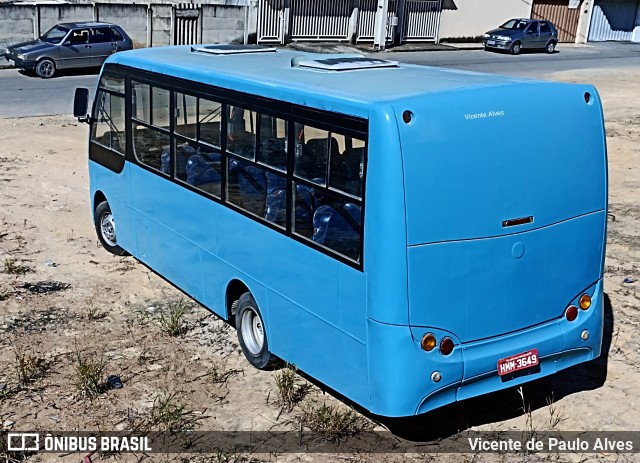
566,305,578,322
439,337,454,356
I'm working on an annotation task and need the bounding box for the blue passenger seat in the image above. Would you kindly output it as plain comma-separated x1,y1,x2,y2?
312,203,362,260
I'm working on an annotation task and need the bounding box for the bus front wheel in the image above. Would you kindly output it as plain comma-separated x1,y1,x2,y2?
236,292,277,370
94,201,127,256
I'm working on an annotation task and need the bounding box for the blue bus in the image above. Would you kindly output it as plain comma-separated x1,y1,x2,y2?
74,44,607,417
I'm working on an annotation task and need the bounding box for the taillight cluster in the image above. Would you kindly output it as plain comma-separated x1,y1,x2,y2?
421,333,455,355
565,293,591,322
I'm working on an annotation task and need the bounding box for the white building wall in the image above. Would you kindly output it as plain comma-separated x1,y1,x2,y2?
438,0,532,40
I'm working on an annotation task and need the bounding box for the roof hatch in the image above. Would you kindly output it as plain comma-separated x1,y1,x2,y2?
190,44,277,55
292,55,399,71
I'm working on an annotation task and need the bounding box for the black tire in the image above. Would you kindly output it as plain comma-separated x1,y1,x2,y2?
509,41,522,55
545,40,557,54
35,58,56,78
236,292,277,369
94,201,126,256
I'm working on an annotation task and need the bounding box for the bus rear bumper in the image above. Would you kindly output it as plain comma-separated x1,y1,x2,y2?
416,279,604,415
367,280,603,417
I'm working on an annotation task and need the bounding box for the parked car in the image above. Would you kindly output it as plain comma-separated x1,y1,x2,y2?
3,22,133,78
483,19,558,55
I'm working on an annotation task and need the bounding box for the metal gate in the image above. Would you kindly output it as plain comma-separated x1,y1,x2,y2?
356,0,397,42
257,0,285,43
173,4,200,46
588,0,640,41
531,0,581,42
289,0,351,41
400,0,441,42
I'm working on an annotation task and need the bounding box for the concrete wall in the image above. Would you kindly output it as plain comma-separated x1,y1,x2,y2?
438,0,533,41
201,4,246,44
0,2,246,52
95,3,148,46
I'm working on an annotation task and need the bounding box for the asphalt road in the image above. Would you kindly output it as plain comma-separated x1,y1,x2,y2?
1,42,639,118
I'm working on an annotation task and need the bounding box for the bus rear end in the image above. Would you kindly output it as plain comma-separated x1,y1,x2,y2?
380,80,607,415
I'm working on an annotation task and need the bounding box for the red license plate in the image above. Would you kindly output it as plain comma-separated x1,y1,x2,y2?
497,349,539,376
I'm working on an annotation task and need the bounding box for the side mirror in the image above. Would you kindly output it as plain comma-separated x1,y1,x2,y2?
73,87,91,123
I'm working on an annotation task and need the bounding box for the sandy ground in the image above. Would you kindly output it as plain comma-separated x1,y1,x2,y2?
0,65,639,463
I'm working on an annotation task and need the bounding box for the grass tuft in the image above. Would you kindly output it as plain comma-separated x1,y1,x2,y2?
158,299,189,336
73,347,107,398
149,391,196,431
273,365,310,412
301,402,371,442
3,258,34,275
14,346,49,387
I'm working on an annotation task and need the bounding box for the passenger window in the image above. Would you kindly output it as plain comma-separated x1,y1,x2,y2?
133,124,170,173
151,87,170,130
91,28,111,43
177,141,222,197
110,27,124,41
227,106,256,159
526,22,538,33
175,92,197,140
308,192,362,262
199,98,222,147
91,90,125,155
540,22,551,33
329,135,365,198
132,81,151,123
69,29,89,44
294,123,333,186
258,115,287,171
227,159,267,217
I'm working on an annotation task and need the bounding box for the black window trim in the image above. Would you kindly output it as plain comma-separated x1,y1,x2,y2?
102,63,367,270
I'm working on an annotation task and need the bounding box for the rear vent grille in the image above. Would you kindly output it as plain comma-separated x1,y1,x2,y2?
292,55,398,71
191,44,277,55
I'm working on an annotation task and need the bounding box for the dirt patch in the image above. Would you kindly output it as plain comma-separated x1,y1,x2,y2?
0,68,639,463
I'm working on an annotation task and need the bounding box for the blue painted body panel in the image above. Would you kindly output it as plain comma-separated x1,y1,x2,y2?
88,46,607,417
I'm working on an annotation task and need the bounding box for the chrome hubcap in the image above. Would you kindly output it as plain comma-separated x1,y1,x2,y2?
241,308,264,355
100,213,117,246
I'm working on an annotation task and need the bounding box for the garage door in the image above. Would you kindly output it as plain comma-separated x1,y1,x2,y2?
532,0,581,42
588,0,640,41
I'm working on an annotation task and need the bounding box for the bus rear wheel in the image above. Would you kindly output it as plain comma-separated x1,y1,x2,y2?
236,292,277,369
94,201,126,256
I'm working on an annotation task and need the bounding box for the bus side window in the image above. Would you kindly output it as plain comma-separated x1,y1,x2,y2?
294,123,334,186
174,92,197,140
227,106,256,160
199,98,222,148
90,90,125,155
131,81,170,174
329,135,365,198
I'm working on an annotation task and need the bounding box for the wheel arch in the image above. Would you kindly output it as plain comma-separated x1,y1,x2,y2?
226,278,251,326
93,190,108,219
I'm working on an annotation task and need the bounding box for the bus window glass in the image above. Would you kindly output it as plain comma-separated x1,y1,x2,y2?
199,98,222,147
90,91,125,155
99,74,124,94
132,81,150,123
177,141,222,197
227,106,256,159
227,159,267,217
328,134,365,198
258,115,287,171
133,124,169,174
151,87,170,129
174,92,197,140
264,171,287,228
294,123,332,186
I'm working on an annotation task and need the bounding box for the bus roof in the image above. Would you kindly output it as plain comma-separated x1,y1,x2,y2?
106,45,545,118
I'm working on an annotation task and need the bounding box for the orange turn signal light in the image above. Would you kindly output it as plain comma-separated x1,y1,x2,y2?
579,294,591,310
421,333,437,351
